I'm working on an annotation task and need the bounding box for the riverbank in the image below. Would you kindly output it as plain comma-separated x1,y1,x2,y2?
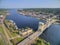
32,37,50,45
40,23,60,45
17,10,52,20
54,21,60,24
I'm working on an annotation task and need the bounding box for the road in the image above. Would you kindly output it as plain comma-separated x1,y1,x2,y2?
2,23,12,45
18,30,43,45
0,32,7,45
18,19,55,45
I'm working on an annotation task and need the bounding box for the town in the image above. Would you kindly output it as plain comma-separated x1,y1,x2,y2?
0,8,60,45
0,0,60,45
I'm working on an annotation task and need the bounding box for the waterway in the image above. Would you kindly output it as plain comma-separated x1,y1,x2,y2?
6,9,60,45
6,9,39,31
40,24,60,45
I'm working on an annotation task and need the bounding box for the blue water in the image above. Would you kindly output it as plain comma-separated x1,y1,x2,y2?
6,9,60,45
6,9,39,31
40,24,60,45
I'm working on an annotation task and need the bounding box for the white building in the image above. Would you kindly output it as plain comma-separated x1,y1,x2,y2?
38,22,44,30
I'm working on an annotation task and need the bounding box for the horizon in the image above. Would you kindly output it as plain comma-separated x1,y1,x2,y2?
0,7,60,9
0,0,60,8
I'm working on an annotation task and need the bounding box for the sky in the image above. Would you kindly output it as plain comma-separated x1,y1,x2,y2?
0,0,60,8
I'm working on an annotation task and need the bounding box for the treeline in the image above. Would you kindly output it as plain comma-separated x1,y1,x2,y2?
18,8,60,15
0,9,8,15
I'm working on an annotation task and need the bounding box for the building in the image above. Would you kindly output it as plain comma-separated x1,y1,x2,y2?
38,22,44,30
19,28,33,37
0,15,4,24
6,20,18,30
38,19,47,30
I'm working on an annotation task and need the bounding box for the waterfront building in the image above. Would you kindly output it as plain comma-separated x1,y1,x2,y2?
38,22,44,30
19,28,33,37
6,20,18,30
38,19,47,30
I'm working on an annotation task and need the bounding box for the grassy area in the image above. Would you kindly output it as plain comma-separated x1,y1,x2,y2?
0,9,8,15
0,26,6,45
33,38,50,45
16,37,23,42
0,25,10,45
11,32,18,37
4,20,19,37
0,37,5,45
0,26,4,34
11,37,23,45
